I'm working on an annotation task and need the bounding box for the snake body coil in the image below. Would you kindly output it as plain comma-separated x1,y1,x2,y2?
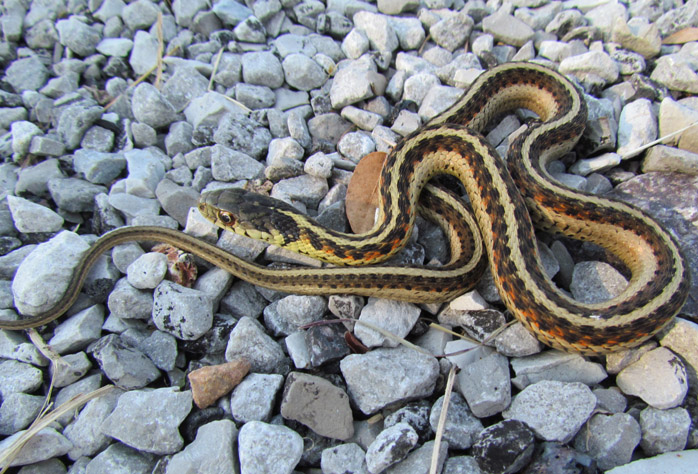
4,63,689,354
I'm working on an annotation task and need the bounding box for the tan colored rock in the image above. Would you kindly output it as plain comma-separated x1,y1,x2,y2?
188,358,251,409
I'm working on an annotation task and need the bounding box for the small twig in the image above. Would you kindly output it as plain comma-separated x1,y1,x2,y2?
430,364,457,474
0,386,115,471
619,120,698,159
209,47,225,91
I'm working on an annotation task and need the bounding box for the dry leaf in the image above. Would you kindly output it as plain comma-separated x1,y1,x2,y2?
662,27,698,44
345,151,387,234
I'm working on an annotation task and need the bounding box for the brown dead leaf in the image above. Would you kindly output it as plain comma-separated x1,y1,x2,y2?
152,244,198,287
345,152,386,234
663,27,698,44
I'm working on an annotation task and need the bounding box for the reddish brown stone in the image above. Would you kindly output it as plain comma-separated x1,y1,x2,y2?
188,358,251,409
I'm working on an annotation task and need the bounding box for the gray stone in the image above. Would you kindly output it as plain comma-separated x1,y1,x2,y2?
56,16,101,56
132,83,178,130
593,387,628,413
73,149,126,185
559,51,620,85
89,334,160,389
330,65,386,109
341,346,439,415
281,371,354,440
241,51,284,89
122,0,160,30
238,421,303,473
10,120,42,161
155,179,199,227
126,252,168,290
271,174,328,208
494,322,543,357
107,277,153,321
342,28,369,59
510,350,608,389
7,195,64,233
166,420,238,474
96,37,134,57
442,456,482,474
6,56,49,93
503,380,596,443
234,15,266,42
430,12,474,52
152,280,214,340
0,360,43,399
355,298,420,348
15,158,64,196
366,422,419,473
230,372,284,423
101,388,192,455
570,261,628,304
29,135,66,157
212,0,253,26
639,406,690,455
213,112,272,160
457,351,511,418
574,413,641,470
225,316,290,374
651,53,698,94
165,122,194,156
12,232,89,316
0,392,44,435
429,392,483,450
138,330,178,372
616,347,688,409
129,30,160,76
211,144,264,182
51,351,92,388
85,443,155,474
0,428,72,468
282,53,328,91
337,130,376,162
605,449,698,474
616,98,657,158
643,145,698,174
321,443,368,474
0,328,47,366
48,178,107,213
353,11,398,52
482,11,535,47
63,388,121,460
161,67,209,113
264,295,327,337
57,101,104,150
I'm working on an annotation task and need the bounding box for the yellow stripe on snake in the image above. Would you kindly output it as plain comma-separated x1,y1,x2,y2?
3,63,690,354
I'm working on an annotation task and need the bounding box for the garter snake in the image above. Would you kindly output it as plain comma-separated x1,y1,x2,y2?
5,63,690,354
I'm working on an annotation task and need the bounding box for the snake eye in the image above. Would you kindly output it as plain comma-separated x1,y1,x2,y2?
218,211,235,225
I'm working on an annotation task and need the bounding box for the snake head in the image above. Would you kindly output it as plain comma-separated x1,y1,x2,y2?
198,188,302,244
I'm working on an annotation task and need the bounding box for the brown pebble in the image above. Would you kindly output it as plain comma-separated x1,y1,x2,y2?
188,358,251,409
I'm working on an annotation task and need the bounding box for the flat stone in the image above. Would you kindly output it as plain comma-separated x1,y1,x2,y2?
12,232,88,316
63,388,121,460
321,443,368,474
639,406,691,455
238,421,303,473
616,347,688,409
7,195,64,233
225,316,290,374
574,413,641,470
0,428,72,467
89,334,160,389
606,449,698,474
101,387,192,455
340,346,439,415
457,351,511,418
165,420,238,474
510,350,608,389
429,392,483,450
230,372,284,423
502,380,596,443
355,298,420,348
280,371,354,440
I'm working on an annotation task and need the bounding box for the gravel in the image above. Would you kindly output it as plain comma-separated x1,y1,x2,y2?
2,0,698,472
